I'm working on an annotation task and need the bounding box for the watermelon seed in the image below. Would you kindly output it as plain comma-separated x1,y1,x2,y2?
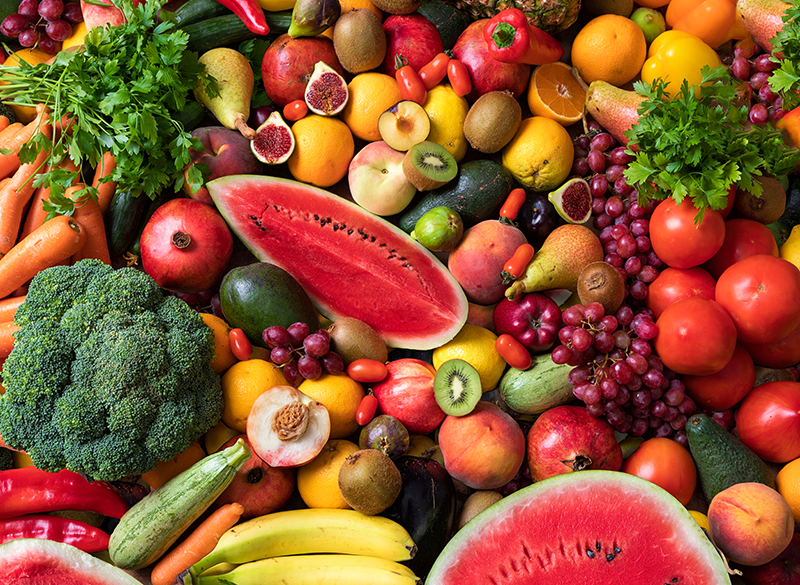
586,550,595,558
596,542,601,552
605,553,615,561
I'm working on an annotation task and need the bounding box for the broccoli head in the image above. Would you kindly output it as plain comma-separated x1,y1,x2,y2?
0,259,224,481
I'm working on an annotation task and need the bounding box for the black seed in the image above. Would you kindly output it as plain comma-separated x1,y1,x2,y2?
388,255,395,259
333,225,339,231
606,554,614,562
614,547,621,554
255,221,261,226
370,236,376,242
596,542,601,552
379,243,386,247
260,227,266,231
358,229,364,235
340,223,346,229
320,219,327,226
348,229,353,235
402,263,409,268
399,257,406,261
314,214,319,220
672,579,679,583
586,550,595,558
249,215,257,220
362,233,368,239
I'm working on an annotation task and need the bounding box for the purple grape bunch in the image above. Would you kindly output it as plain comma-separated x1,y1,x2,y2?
1,0,83,54
262,322,345,385
729,41,785,124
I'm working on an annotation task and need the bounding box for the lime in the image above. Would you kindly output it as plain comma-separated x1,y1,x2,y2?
413,206,464,252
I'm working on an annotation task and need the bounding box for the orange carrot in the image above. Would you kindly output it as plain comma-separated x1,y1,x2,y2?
0,321,19,359
68,183,110,265
0,122,23,146
0,295,25,322
149,502,245,585
0,115,10,134
0,106,48,181
93,151,117,217
19,157,81,241
0,215,86,300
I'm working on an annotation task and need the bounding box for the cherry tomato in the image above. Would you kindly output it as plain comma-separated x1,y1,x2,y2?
502,243,535,283
283,99,308,122
355,394,379,426
703,218,779,279
736,380,800,463
346,358,388,383
649,197,725,269
653,297,737,376
228,328,252,361
622,437,697,505
682,344,755,411
495,334,532,370
418,52,451,90
499,188,527,222
395,55,427,105
646,266,717,320
715,254,800,345
739,321,800,368
447,58,472,98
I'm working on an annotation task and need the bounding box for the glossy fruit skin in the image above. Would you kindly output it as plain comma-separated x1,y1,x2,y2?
653,297,737,376
736,381,800,464
515,191,565,249
703,218,779,279
740,322,800,368
646,266,717,320
229,328,252,361
682,343,755,411
622,437,697,505
649,197,726,269
492,292,561,353
715,255,800,345
495,334,531,370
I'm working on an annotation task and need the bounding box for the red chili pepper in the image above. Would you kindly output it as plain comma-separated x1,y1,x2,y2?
0,468,129,520
483,8,564,65
283,99,308,122
394,55,427,105
213,0,270,35
0,514,110,553
229,328,252,361
346,359,388,383
418,52,451,90
355,394,379,426
496,334,532,370
499,188,527,222
446,58,472,98
501,243,535,284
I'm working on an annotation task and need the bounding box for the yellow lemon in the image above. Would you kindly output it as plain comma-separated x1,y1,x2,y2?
780,225,800,273
501,116,574,192
297,439,360,509
220,359,288,433
433,324,506,392
298,373,365,439
422,84,469,163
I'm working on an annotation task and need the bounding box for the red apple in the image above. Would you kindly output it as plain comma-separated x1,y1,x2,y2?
736,532,800,584
381,14,443,77
211,435,296,520
371,358,446,435
80,0,143,30
492,292,562,353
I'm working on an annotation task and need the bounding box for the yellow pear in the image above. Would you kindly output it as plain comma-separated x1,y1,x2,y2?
195,48,255,139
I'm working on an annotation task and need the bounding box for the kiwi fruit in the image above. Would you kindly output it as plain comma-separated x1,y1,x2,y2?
577,261,626,314
733,175,787,224
369,0,421,14
326,317,388,365
333,9,387,74
433,359,482,416
402,141,458,191
338,448,403,515
457,490,503,530
753,365,796,387
462,91,522,154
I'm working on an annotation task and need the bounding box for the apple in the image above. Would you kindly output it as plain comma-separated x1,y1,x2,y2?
348,141,417,216
183,126,263,205
371,358,446,435
80,0,143,30
492,292,562,353
382,13,443,77
377,100,431,152
211,435,296,520
736,532,800,584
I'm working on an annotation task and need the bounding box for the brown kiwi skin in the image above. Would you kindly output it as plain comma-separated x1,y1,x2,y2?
732,176,787,225
463,91,522,154
402,142,456,191
333,9,387,74
457,490,503,530
338,449,402,516
577,261,626,314
327,317,388,365
368,0,421,14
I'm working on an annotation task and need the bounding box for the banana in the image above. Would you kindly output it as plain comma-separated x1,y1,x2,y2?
188,508,417,577
192,554,421,585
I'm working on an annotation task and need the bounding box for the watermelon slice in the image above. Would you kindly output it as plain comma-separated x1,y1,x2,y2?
208,175,469,350
427,470,731,584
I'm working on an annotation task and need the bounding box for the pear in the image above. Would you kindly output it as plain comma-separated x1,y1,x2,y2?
736,0,791,55
584,80,645,148
195,48,256,139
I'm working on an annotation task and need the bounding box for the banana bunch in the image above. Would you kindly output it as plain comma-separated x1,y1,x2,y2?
184,508,420,585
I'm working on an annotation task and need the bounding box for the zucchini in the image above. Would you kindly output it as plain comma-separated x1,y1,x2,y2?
104,189,150,258
108,439,250,570
498,352,575,415
183,12,291,53
172,99,207,132
171,0,232,27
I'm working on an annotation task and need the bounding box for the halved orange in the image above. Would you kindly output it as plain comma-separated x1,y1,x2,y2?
527,61,586,127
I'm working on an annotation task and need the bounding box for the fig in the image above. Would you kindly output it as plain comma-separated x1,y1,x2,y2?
288,0,340,38
548,177,592,224
412,206,464,252
359,414,410,459
250,111,296,165
304,61,349,116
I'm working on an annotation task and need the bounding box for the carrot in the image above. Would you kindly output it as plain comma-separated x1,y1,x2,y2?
0,321,19,359
0,122,23,146
0,295,25,322
0,115,11,134
92,151,117,217
68,183,111,265
18,157,81,242
149,502,245,585
0,106,48,181
0,215,86,300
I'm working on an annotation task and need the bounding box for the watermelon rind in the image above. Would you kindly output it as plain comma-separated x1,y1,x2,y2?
208,175,469,350
426,470,731,585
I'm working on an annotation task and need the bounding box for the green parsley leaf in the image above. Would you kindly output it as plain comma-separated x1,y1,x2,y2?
770,0,800,111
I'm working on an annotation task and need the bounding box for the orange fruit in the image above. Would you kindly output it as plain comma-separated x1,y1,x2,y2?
571,14,647,86
287,114,355,188
220,359,289,433
2,48,52,123
297,372,365,439
200,312,238,375
297,439,360,509
321,0,382,38
527,61,587,126
340,72,403,142
777,457,800,523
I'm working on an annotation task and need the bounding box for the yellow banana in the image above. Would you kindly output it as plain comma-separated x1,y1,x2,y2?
192,554,421,585
188,508,417,577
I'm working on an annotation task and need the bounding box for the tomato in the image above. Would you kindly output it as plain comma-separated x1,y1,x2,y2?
703,218,779,279
503,244,535,282
495,334,532,370
447,58,472,98
622,437,697,505
682,344,755,411
346,358,388,383
653,297,737,376
418,52,451,90
395,55,427,105
228,328,252,361
499,188,527,222
740,321,800,368
649,198,726,269
735,380,800,463
715,254,800,344
283,99,308,122
646,266,717,320
355,394,379,426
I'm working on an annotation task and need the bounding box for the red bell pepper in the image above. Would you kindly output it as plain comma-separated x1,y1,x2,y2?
483,8,564,65
0,514,111,553
215,0,270,35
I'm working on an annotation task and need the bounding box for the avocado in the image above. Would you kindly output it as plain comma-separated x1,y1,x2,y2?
779,173,800,228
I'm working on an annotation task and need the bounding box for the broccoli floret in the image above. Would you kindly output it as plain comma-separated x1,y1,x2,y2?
0,259,223,481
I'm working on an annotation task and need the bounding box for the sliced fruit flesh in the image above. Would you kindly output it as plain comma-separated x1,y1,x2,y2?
305,66,349,116
251,113,295,165
532,62,586,124
549,178,591,223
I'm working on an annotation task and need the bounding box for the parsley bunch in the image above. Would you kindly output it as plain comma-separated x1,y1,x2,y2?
769,0,800,111
0,0,217,215
623,66,800,219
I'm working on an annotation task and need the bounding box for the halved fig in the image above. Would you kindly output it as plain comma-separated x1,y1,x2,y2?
304,61,349,116
548,177,592,224
246,385,331,467
250,111,296,165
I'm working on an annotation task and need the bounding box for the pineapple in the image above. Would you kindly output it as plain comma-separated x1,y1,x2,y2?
443,0,581,33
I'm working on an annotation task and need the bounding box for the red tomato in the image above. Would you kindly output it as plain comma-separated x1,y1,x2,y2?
418,52,451,90
355,394,379,426
228,328,252,361
739,321,800,368
649,198,726,269
495,334,532,370
735,380,800,463
715,254,800,344
622,437,697,505
447,58,472,98
703,218,779,279
283,99,308,122
646,266,717,320
653,297,737,376
682,344,755,411
346,359,388,383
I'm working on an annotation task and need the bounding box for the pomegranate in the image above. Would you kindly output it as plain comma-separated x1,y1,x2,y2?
140,198,234,294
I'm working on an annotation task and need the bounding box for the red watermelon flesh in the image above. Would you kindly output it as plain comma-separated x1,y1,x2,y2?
427,470,730,585
208,175,469,350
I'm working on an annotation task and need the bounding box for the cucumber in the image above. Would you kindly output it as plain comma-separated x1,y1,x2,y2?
172,99,207,132
183,12,292,53
685,413,776,504
171,0,232,27
108,439,250,570
105,189,150,259
498,352,574,415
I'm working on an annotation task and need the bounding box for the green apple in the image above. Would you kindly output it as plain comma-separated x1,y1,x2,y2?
630,7,667,46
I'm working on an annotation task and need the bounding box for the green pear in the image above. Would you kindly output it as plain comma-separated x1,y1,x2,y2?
736,0,791,55
584,80,645,148
630,7,666,45
195,48,256,139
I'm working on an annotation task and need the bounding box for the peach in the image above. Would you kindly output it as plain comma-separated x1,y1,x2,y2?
708,482,794,566
437,401,525,490
447,219,528,305
348,141,417,216
80,0,143,31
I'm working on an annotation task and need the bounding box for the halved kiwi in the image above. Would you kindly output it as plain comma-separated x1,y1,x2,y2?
402,141,458,191
433,359,482,416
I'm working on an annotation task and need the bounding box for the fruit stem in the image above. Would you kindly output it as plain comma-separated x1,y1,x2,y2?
235,116,257,140
171,231,192,249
